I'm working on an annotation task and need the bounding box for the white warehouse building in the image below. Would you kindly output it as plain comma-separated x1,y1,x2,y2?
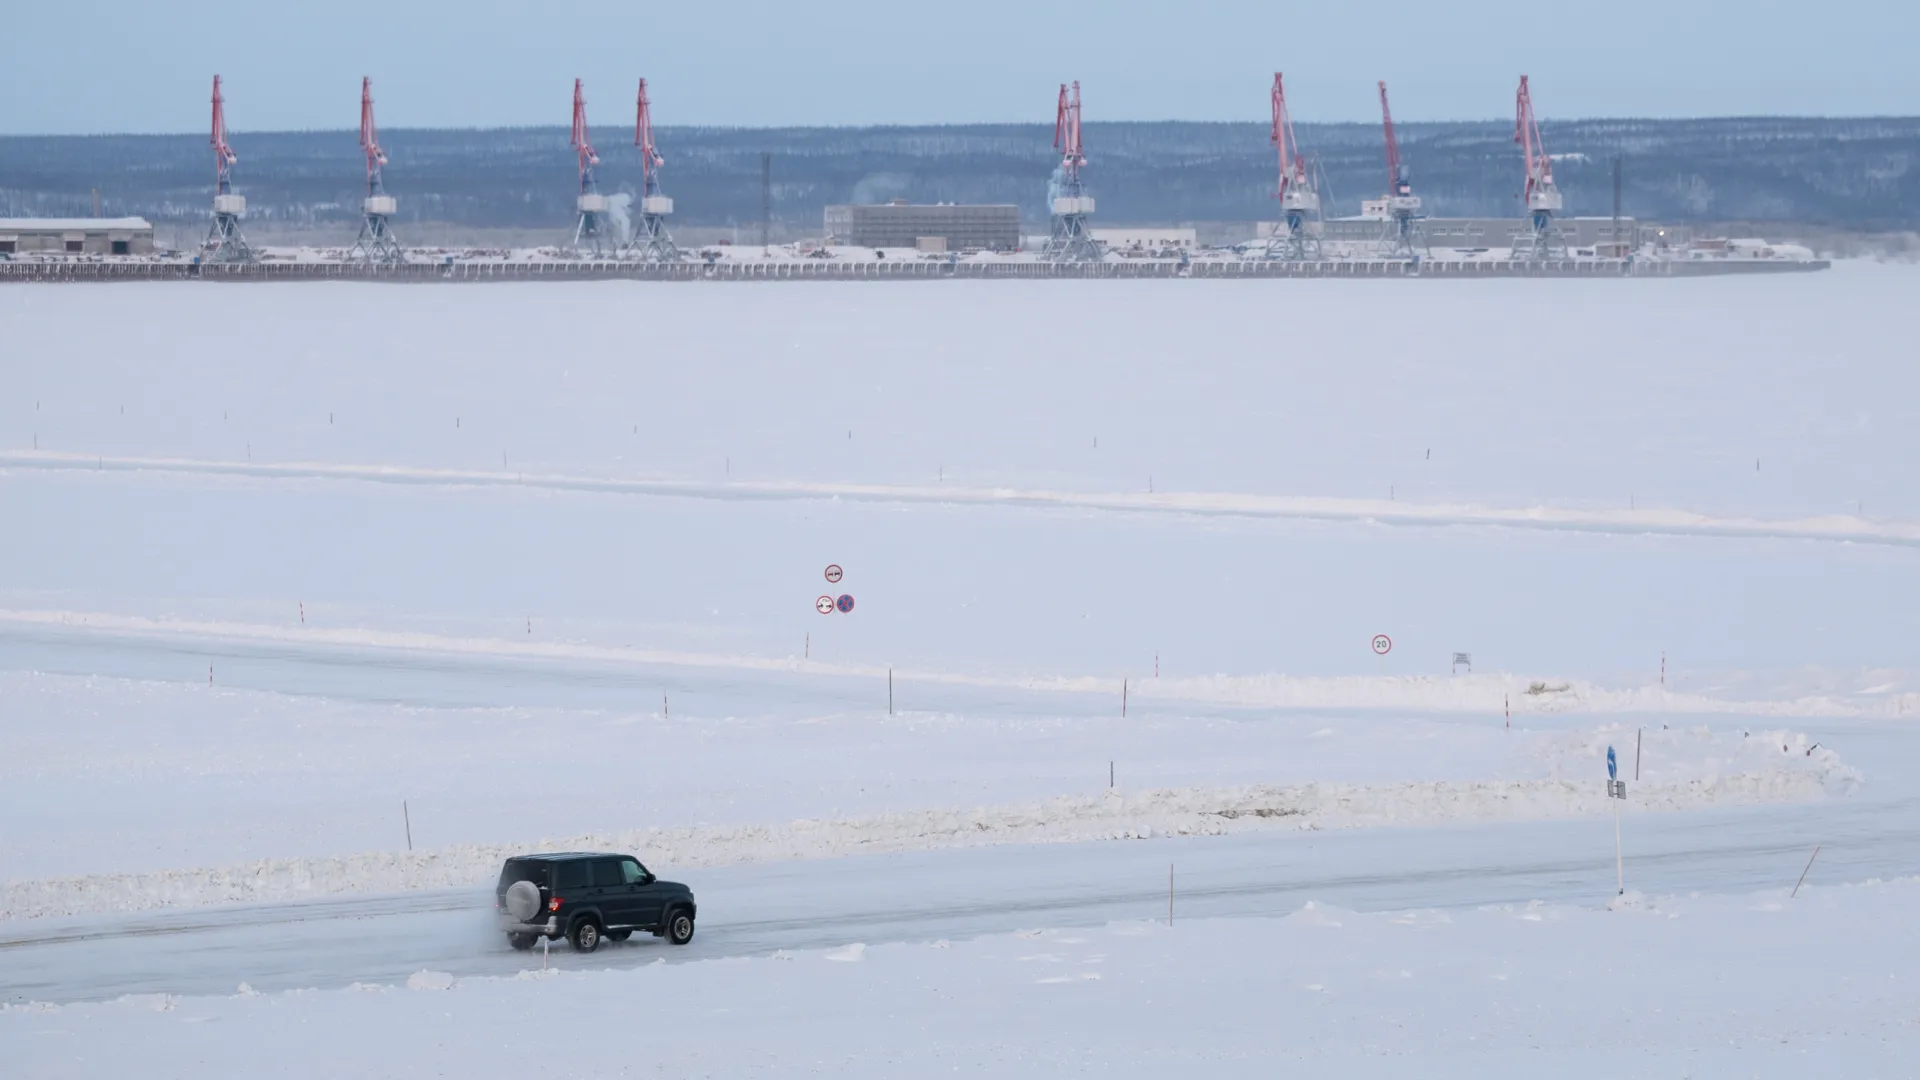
0,217,156,256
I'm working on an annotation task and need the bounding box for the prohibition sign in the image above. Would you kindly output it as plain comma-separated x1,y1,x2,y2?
1371,634,1393,655
825,565,844,584
815,595,836,615
836,594,856,613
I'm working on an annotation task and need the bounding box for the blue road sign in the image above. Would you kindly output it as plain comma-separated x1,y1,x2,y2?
1607,746,1618,781
836,594,855,613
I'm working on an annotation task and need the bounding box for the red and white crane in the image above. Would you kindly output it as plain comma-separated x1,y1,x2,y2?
624,77,680,261
570,78,609,255
1265,73,1321,259
1514,75,1565,260
1374,80,1426,259
1042,81,1099,261
350,77,404,264
203,75,254,262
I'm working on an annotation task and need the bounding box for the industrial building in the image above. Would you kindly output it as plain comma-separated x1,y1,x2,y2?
0,217,155,256
824,202,1020,251
1091,227,1197,253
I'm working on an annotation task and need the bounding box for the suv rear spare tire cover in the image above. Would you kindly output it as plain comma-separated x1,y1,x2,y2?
504,879,541,921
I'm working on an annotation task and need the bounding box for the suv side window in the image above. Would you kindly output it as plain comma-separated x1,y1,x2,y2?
621,858,647,885
590,857,629,887
553,859,590,891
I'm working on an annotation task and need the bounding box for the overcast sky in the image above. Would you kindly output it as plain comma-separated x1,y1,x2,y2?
2,0,1915,135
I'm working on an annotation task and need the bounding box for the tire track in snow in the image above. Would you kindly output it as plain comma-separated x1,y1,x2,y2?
0,607,1896,719
4,450,1913,548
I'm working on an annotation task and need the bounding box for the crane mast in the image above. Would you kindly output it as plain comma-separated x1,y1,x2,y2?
1042,81,1100,262
1514,75,1566,261
1375,80,1426,260
623,78,681,261
350,77,404,264
570,79,609,256
202,75,255,263
1265,73,1321,260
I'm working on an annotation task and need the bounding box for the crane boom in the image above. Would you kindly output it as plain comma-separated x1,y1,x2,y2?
1515,75,1553,202
571,78,600,195
1271,73,1308,200
634,78,663,190
1378,80,1404,196
1053,81,1084,181
210,75,237,192
360,77,388,196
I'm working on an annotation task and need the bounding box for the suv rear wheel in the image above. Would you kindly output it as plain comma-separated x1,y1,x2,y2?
507,933,537,951
665,908,695,945
570,918,602,953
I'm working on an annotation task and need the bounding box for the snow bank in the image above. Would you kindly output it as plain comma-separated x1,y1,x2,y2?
3,741,1854,920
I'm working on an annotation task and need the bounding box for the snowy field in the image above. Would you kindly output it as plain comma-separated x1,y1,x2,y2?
4,264,1920,1073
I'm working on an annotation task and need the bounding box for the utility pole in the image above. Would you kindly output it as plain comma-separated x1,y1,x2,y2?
760,151,772,251
1612,154,1624,260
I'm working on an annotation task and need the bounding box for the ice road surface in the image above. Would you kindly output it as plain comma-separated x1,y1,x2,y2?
5,267,1920,1071
6,880,1917,1078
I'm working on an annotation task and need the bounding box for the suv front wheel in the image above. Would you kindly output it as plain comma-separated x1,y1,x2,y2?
665,908,695,945
570,918,602,953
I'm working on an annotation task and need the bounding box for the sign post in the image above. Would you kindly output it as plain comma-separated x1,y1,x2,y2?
1371,634,1392,674
1607,745,1626,895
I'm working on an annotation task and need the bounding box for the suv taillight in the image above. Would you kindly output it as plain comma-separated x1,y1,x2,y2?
548,897,562,912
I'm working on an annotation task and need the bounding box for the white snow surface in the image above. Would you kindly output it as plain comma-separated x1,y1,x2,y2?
5,268,1919,1064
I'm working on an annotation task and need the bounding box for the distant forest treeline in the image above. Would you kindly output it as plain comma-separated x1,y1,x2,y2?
2,117,1916,232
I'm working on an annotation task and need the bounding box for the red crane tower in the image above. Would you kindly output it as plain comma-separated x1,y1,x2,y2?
1265,73,1322,260
1042,81,1099,261
570,79,609,256
1374,80,1426,260
202,75,254,262
623,77,681,261
350,77,404,264
1514,75,1566,260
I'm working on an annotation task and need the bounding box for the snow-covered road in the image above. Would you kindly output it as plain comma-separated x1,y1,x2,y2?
7,780,1912,1005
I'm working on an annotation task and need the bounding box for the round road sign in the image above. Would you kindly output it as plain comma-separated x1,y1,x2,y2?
815,595,836,615
836,594,856,613
825,564,844,584
1371,634,1393,655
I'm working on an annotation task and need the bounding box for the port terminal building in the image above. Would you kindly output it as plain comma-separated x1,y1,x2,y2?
824,202,1020,252
0,217,155,256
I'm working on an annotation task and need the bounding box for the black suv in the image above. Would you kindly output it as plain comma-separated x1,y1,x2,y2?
495,852,697,953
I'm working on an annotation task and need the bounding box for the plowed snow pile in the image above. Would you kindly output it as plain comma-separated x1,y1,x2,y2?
2,724,1855,919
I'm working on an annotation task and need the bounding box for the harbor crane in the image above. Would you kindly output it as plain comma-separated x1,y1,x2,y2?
623,78,681,261
202,75,255,263
570,79,609,256
1264,73,1321,260
1042,81,1100,261
1375,80,1427,260
1514,75,1566,260
350,77,405,264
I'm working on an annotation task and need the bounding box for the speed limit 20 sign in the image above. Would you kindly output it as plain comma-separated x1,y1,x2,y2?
1371,634,1393,656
